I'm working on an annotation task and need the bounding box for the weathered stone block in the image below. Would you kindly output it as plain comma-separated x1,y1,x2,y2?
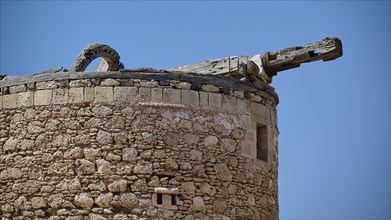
201,84,219,92
74,134,90,145
200,183,216,196
113,214,128,220
120,79,133,86
182,90,199,106
204,135,218,148
215,163,232,181
232,90,245,99
120,193,138,208
0,95,2,110
199,91,208,106
252,102,269,124
222,95,237,112
69,79,92,87
56,178,81,191
84,148,101,160
9,84,26,93
92,106,113,117
64,119,81,130
237,98,251,115
166,157,179,170
0,167,22,179
221,138,237,153
151,88,163,102
36,81,58,90
134,161,153,174
95,193,113,208
57,79,69,87
175,82,192,89
163,133,179,147
131,179,148,192
69,87,84,104
1,203,14,213
18,91,34,107
96,130,113,145
34,90,52,106
95,86,114,104
208,93,221,109
96,159,113,174
31,197,47,209
212,200,227,214
52,89,68,105
189,149,202,161
108,180,127,192
74,193,94,209
84,87,94,103
88,214,107,220
163,89,181,104
139,87,151,102
26,82,35,90
3,93,18,109
140,150,152,159
116,162,133,175
75,159,96,175
192,197,206,213
140,81,158,87
114,87,138,104
101,78,120,86
106,153,121,161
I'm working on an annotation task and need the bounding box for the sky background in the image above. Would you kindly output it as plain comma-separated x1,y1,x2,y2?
1,1,390,219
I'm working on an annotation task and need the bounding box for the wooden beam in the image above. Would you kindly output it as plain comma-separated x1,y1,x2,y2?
168,56,251,78
267,37,343,72
168,37,342,84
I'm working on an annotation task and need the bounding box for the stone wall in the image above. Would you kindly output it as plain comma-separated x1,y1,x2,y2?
0,72,279,219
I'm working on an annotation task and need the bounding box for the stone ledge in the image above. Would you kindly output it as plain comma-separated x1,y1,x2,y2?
0,77,278,118
0,71,278,104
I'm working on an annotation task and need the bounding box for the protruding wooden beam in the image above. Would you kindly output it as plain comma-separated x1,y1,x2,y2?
266,37,343,73
169,37,343,84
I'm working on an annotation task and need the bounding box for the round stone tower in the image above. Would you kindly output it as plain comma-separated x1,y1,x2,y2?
0,68,279,219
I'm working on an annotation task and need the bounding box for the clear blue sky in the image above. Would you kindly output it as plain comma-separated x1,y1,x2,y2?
1,1,390,219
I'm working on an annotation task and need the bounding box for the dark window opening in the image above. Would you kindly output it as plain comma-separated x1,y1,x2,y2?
256,124,268,162
171,195,176,205
157,194,163,205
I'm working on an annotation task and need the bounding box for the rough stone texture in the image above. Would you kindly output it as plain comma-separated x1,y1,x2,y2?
69,87,84,104
0,74,279,219
108,180,128,192
192,197,206,213
95,193,113,208
74,193,94,209
18,91,34,107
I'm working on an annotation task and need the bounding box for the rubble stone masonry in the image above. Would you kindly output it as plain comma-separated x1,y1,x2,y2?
0,72,279,219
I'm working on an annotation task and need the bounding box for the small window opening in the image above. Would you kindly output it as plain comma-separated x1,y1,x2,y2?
171,195,176,205
157,194,163,205
256,124,268,162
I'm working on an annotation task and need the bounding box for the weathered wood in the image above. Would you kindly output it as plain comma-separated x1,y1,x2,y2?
32,66,63,75
168,37,342,84
168,56,250,77
267,37,342,72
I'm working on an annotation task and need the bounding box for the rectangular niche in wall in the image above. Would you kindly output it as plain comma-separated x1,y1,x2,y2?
256,124,268,162
153,187,179,210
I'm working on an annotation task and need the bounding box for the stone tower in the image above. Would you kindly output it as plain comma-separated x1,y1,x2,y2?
0,38,342,219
